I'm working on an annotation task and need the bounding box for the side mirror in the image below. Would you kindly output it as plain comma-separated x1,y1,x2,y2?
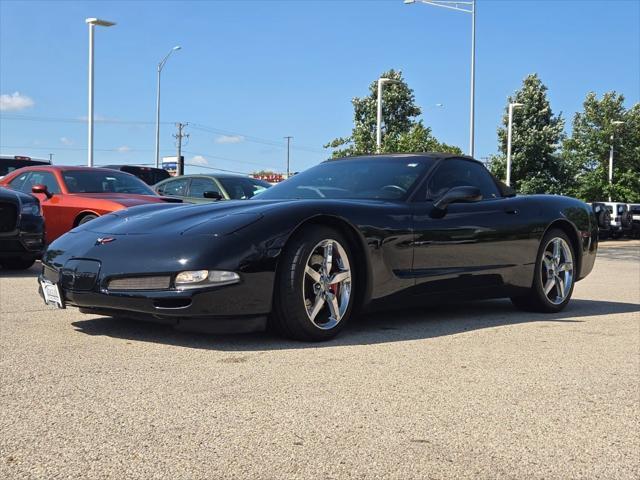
32,184,53,199
433,186,482,211
203,191,223,201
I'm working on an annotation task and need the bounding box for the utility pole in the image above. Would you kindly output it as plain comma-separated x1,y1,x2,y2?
48,153,54,164
174,122,189,176
284,136,293,178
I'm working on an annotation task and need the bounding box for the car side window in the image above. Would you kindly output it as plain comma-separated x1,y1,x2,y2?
28,171,61,194
159,178,189,197
188,178,222,198
8,172,30,192
427,159,501,201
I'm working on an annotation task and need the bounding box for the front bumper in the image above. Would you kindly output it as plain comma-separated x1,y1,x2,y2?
39,264,273,332
0,233,45,259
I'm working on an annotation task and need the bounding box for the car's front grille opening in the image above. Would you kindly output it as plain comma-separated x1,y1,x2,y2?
153,298,191,309
0,202,17,232
108,276,171,291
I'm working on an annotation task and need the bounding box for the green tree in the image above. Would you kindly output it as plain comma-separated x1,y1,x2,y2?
488,74,567,194
325,69,462,157
563,92,640,202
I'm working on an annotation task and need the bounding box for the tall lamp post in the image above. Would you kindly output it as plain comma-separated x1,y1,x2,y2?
155,46,182,168
85,18,115,167
506,102,523,187
404,0,476,157
376,77,400,153
609,120,625,201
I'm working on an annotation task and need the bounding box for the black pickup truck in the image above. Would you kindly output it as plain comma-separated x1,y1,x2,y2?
0,187,45,270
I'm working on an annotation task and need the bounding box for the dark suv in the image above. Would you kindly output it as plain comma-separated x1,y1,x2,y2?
0,187,45,270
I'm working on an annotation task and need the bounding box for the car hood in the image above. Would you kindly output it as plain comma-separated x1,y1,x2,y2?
79,199,289,236
68,193,170,207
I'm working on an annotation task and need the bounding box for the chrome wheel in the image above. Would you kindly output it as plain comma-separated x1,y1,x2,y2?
541,237,574,305
302,238,352,330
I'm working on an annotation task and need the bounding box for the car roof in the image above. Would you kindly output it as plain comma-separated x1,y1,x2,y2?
325,152,476,163
160,173,257,180
10,165,133,173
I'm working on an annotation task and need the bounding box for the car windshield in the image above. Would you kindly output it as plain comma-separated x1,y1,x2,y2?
217,177,271,199
63,170,156,195
254,157,431,200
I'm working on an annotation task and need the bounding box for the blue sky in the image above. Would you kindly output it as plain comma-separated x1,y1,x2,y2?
1,0,639,174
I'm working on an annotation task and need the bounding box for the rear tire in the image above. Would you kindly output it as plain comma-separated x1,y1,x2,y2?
272,225,355,341
511,229,576,313
1,257,36,270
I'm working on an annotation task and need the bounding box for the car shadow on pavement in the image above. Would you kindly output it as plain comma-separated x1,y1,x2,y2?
71,298,640,352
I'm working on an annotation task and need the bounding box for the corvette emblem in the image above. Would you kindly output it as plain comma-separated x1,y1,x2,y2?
95,237,116,245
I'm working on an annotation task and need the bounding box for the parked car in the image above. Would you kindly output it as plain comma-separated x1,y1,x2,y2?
599,202,633,238
154,174,271,202
591,202,612,239
0,155,50,179
0,166,181,244
0,186,45,270
628,203,640,239
38,154,597,341
102,165,171,186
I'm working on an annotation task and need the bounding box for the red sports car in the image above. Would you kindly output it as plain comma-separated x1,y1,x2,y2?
0,165,180,244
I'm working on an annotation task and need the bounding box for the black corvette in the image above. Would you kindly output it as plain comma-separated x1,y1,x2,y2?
39,154,598,341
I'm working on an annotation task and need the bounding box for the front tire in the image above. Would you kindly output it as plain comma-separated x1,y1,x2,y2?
511,229,576,313
272,226,355,341
77,214,98,226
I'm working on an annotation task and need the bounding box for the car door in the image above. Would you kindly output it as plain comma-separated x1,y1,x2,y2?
411,158,532,296
186,177,225,203
156,177,191,202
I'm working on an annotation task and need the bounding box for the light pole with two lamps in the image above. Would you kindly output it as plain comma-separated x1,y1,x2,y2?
506,102,523,187
155,46,182,168
403,0,476,157
376,77,401,153
609,120,625,201
85,17,116,167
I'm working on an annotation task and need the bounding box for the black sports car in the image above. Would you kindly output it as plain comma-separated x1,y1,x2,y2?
39,154,598,341
1,186,45,270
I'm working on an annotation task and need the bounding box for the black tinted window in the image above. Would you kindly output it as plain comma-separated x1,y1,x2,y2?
427,159,500,200
188,178,221,198
218,177,270,199
159,178,189,196
255,158,431,200
28,171,61,194
63,170,154,195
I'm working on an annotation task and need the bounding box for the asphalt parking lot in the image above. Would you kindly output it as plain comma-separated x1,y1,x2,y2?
1,241,638,479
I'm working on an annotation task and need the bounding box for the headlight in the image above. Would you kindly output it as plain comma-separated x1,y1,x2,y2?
21,203,40,216
175,270,240,288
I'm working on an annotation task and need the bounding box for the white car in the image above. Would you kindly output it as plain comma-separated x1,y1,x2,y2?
600,202,633,238
628,203,640,238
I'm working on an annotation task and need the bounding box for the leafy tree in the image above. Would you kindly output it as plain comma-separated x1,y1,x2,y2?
325,69,462,157
563,92,640,202
488,74,567,194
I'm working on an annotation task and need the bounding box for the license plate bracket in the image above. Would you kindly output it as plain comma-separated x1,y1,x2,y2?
41,280,65,309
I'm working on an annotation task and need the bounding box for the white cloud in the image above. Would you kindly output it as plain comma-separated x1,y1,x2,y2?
116,145,131,153
190,155,208,165
0,92,34,111
215,135,245,144
60,137,74,146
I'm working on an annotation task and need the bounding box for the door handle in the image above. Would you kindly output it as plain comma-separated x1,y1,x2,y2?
505,208,519,215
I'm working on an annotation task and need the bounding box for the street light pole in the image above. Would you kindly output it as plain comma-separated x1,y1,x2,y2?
284,136,293,178
506,102,523,187
376,78,399,153
85,18,115,167
155,46,182,168
609,120,625,201
404,0,476,157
